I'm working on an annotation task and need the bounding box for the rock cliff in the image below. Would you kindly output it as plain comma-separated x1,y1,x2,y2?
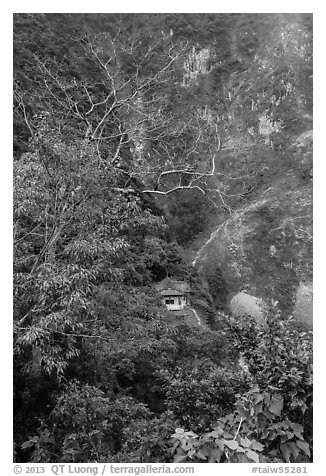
190,17,312,326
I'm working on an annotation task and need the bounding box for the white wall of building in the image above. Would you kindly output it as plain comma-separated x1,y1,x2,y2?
164,295,187,311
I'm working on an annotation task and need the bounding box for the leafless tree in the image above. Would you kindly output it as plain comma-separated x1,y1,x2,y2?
14,30,252,214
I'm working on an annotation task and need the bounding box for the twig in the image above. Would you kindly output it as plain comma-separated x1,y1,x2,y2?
233,417,243,441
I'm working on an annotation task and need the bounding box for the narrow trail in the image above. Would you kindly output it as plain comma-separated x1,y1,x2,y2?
189,211,245,327
191,307,202,326
191,198,270,268
191,220,228,267
189,222,225,327
189,197,273,328
189,204,256,326
192,227,220,267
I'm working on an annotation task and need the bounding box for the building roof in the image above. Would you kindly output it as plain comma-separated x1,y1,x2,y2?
155,277,190,294
161,289,185,297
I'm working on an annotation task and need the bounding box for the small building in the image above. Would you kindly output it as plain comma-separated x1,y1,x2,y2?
155,277,190,311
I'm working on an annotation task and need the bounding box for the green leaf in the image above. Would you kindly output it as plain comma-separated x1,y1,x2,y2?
210,428,224,438
215,439,225,451
248,384,260,394
246,449,260,463
254,402,263,415
269,395,284,416
208,448,223,462
257,412,268,430
224,439,239,450
236,402,250,420
196,450,208,460
280,443,291,462
296,440,311,457
250,440,264,452
288,441,300,460
236,446,245,453
174,453,187,463
21,440,36,449
240,436,252,448
237,453,252,463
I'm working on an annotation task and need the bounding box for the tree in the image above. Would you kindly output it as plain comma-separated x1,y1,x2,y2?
171,305,313,463
13,14,313,464
13,20,243,215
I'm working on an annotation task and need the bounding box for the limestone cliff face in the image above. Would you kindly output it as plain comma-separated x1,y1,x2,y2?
191,18,312,326
182,46,211,86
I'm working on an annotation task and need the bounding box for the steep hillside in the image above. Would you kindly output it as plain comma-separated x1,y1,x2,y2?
192,162,312,323
13,14,313,464
190,17,312,326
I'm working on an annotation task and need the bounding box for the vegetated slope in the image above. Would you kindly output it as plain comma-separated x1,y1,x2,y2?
193,162,312,320
13,14,313,464
190,16,312,326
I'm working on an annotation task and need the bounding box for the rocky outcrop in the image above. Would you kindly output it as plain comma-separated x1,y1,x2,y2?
229,292,267,325
293,281,313,327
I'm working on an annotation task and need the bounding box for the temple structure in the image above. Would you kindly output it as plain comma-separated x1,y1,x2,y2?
155,277,190,311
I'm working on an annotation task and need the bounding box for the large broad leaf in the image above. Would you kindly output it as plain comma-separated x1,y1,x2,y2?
174,453,187,463
269,395,284,416
21,440,36,449
196,449,208,461
250,439,264,452
296,440,311,457
248,384,260,395
236,402,250,420
288,441,300,460
237,453,252,463
210,427,224,438
208,448,223,463
246,450,260,463
215,439,225,451
257,412,268,430
240,436,252,448
280,443,291,462
224,439,239,450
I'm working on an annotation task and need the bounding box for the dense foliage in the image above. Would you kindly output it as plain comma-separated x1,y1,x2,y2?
13,13,312,463
172,306,312,463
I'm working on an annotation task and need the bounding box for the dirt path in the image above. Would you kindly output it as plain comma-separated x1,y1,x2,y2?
191,223,224,267
191,198,270,267
191,307,202,326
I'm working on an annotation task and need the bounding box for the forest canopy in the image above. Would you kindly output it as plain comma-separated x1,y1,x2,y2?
13,13,312,464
